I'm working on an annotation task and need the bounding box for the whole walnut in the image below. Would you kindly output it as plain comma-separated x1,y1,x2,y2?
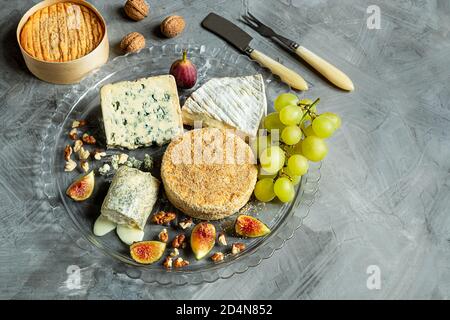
160,15,185,38
124,0,149,21
120,32,145,53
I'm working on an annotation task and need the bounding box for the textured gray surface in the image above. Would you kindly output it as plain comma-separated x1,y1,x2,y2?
1,0,450,299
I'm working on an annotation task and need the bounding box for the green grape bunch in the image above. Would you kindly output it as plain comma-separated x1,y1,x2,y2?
254,93,342,204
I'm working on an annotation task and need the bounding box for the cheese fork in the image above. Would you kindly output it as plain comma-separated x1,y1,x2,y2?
242,12,354,91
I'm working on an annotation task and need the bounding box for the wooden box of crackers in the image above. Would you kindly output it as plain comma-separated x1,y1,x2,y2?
16,0,109,84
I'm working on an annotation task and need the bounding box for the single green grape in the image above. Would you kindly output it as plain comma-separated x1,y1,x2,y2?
259,146,286,174
283,166,301,185
274,177,295,202
322,112,342,129
287,154,309,176
254,178,276,202
279,105,303,126
301,136,328,162
263,112,286,133
312,115,336,138
281,126,302,145
274,93,299,112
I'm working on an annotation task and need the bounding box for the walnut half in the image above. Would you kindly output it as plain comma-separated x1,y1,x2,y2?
173,257,189,268
64,159,77,172
158,228,169,243
211,252,224,262
64,145,73,161
172,234,186,249
231,243,246,255
152,211,176,225
163,257,172,269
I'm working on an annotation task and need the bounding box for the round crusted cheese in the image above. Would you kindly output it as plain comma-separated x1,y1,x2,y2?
161,128,257,220
20,2,104,62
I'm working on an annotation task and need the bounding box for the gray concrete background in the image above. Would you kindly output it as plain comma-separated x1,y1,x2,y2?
1,0,450,299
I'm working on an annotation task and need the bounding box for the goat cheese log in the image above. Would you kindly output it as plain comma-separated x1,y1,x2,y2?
100,166,160,230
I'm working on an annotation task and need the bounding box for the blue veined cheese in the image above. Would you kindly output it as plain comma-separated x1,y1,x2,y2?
100,166,160,230
181,74,267,137
101,75,184,149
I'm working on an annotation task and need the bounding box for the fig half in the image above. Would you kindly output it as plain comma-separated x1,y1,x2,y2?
235,215,270,238
66,171,94,201
190,222,216,260
130,241,166,264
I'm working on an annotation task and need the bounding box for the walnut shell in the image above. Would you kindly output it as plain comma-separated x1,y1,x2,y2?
160,15,185,38
124,0,149,21
120,32,146,53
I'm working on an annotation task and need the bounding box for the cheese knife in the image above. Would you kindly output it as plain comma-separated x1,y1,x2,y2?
202,13,308,91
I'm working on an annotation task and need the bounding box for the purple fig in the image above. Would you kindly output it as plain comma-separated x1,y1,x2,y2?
169,50,197,89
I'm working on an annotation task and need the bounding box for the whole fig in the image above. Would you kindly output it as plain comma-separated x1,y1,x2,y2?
169,50,197,89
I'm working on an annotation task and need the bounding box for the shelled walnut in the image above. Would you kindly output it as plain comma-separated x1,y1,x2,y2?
178,218,193,230
82,133,96,145
211,252,224,262
64,145,73,161
173,257,189,268
163,257,172,269
231,243,246,255
158,228,169,243
73,140,83,153
64,159,77,172
169,248,179,257
80,160,89,173
218,233,227,246
172,234,186,249
69,128,78,140
152,211,176,225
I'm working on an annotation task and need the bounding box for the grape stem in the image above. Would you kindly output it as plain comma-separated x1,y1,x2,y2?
299,98,320,122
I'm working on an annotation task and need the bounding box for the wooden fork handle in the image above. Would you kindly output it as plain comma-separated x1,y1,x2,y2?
295,46,354,91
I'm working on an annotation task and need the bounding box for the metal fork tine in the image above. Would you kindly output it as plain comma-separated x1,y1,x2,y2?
240,15,258,30
246,11,260,25
243,11,299,50
247,12,269,30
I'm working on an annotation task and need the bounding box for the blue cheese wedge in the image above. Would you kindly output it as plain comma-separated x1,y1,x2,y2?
101,75,183,149
181,74,267,137
100,166,159,230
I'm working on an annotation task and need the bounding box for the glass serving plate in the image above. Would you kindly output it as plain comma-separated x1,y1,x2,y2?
41,44,320,285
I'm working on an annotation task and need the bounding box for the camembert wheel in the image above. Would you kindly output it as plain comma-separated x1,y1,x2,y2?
161,128,257,220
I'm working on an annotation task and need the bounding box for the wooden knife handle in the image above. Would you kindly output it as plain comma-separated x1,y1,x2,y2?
295,46,354,91
249,49,308,91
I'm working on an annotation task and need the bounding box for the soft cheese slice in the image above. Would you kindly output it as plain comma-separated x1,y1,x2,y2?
181,74,267,137
93,215,117,236
116,225,145,245
100,166,160,230
101,75,183,150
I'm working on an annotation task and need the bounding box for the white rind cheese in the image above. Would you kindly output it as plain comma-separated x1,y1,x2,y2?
181,74,267,137
101,75,183,149
100,166,160,230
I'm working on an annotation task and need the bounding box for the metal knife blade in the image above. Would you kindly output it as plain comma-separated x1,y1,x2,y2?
202,13,253,53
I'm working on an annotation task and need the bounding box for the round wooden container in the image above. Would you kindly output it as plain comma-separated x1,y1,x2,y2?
16,0,109,84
